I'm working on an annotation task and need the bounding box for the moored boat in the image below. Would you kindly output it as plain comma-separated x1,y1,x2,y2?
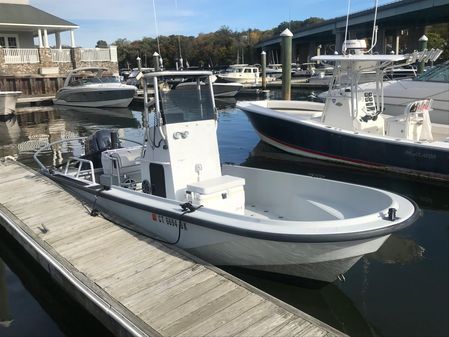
175,75,243,97
238,42,448,181
35,70,420,283
53,67,136,108
217,64,260,84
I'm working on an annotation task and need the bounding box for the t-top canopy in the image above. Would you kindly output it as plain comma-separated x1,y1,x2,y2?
143,70,213,79
311,55,407,62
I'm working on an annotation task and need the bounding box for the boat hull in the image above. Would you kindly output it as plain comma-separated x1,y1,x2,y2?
217,75,258,84
213,83,243,97
243,108,449,180
53,87,135,108
52,175,391,283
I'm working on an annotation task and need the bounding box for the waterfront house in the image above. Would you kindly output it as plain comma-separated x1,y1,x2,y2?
0,0,118,95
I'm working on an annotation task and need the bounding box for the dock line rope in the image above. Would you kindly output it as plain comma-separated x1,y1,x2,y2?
160,202,203,245
88,195,203,246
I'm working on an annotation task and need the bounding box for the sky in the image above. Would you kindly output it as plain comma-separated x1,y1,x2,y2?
30,0,393,48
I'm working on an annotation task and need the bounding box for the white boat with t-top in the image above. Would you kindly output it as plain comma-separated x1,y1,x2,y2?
238,41,448,181
356,61,449,125
175,75,243,97
53,67,136,108
217,64,260,84
35,70,419,283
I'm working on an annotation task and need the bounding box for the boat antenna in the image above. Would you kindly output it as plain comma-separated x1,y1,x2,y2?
152,0,162,67
366,0,379,54
342,0,351,55
175,0,183,69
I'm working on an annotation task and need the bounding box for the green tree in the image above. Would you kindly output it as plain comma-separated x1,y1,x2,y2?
96,40,108,48
427,32,448,62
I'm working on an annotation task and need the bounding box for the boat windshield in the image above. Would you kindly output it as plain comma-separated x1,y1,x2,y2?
160,84,215,124
414,63,449,83
68,76,119,86
227,67,242,73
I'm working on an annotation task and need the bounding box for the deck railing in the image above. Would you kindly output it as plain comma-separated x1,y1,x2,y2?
3,48,40,64
51,49,71,63
80,47,117,62
1,46,117,66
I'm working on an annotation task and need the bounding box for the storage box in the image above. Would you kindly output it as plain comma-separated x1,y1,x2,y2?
386,118,422,140
186,175,245,214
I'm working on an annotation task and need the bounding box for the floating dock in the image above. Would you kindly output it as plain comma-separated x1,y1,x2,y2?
0,160,345,337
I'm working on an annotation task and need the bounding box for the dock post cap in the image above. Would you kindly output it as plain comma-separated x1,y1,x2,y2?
280,28,293,37
419,35,428,42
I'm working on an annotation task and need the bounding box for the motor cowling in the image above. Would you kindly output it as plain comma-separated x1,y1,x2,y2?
83,129,116,168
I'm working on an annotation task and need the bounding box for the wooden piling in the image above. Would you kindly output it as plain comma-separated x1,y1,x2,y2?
418,35,428,74
261,51,267,90
153,52,160,72
281,29,293,100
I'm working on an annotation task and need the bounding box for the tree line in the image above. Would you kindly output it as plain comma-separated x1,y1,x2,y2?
96,18,448,70
97,19,325,70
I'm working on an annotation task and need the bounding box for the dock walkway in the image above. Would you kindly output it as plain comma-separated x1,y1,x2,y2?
0,160,346,337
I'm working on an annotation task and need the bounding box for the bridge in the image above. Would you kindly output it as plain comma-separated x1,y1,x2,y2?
256,0,449,63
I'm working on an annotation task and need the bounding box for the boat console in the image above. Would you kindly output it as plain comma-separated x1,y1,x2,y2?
139,71,246,214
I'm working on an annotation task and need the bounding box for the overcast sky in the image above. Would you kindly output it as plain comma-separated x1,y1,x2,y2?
30,0,392,47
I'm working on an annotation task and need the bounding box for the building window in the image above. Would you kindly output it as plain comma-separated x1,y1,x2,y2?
7,37,17,48
0,34,19,48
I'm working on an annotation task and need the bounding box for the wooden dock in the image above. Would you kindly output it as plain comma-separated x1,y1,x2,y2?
0,160,346,337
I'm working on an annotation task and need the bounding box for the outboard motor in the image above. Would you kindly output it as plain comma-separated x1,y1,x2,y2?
83,129,118,168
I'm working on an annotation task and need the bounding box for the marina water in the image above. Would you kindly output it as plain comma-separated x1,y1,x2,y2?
0,89,448,336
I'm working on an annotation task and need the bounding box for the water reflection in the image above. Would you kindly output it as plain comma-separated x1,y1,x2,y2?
0,259,13,328
0,94,447,337
0,228,113,337
243,141,449,210
225,265,379,336
0,106,142,170
369,234,425,265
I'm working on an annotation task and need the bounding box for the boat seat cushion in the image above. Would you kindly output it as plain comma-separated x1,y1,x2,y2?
108,146,141,168
187,175,245,195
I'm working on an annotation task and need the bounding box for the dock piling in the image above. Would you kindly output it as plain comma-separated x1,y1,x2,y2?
261,51,267,90
153,52,160,72
281,29,293,100
418,35,428,74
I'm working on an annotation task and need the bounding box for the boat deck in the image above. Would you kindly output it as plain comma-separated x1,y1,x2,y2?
0,160,346,337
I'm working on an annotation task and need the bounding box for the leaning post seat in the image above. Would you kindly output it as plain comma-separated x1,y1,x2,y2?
186,175,245,214
100,146,142,188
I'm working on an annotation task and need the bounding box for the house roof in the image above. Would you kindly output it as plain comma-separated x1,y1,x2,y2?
0,3,78,32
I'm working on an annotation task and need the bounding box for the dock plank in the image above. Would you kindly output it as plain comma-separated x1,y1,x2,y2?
151,279,239,330
0,161,346,337
175,294,265,337
160,286,247,336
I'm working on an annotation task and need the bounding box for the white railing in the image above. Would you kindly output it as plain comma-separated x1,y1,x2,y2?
51,49,71,62
80,47,116,62
3,48,40,64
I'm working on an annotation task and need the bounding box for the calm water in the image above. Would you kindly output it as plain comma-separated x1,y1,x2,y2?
0,90,448,337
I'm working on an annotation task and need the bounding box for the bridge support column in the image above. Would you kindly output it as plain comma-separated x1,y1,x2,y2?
334,31,345,54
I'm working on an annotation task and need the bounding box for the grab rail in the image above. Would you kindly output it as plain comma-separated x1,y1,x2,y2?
33,137,86,171
33,135,141,181
64,157,96,184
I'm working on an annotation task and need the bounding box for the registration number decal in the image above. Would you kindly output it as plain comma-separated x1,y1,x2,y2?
152,213,188,230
